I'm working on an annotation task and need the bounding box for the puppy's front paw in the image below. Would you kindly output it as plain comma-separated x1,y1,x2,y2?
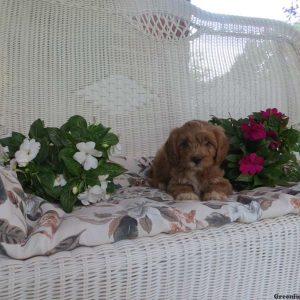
203,191,228,201
176,192,200,201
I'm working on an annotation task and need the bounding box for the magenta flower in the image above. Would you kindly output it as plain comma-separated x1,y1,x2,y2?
261,108,283,119
266,130,280,149
239,153,264,175
269,141,280,150
240,116,266,141
266,129,277,139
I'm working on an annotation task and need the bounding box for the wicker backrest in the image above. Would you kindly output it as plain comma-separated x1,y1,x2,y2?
1,0,300,156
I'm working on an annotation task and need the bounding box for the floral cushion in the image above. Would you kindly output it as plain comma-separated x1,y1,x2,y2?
1,158,300,259
0,167,27,245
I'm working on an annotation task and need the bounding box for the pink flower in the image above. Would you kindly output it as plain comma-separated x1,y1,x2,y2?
266,130,280,149
261,108,283,119
266,129,277,139
269,141,280,150
239,153,264,175
240,116,266,141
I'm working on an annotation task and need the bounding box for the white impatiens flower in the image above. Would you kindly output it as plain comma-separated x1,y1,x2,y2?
109,143,122,156
98,174,109,191
77,184,109,206
53,174,67,187
15,138,41,167
73,141,102,171
0,145,9,165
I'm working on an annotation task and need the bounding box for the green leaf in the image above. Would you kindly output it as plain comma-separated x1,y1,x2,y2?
256,146,271,158
60,185,77,213
293,143,300,153
226,162,238,169
236,174,253,182
48,146,62,172
59,147,76,160
283,161,300,182
0,132,26,154
87,124,110,140
225,168,240,181
266,114,282,130
34,138,49,164
69,127,89,141
280,128,300,150
47,127,73,147
98,162,126,178
84,162,126,186
226,154,241,163
106,181,116,194
36,167,56,188
84,170,101,186
0,138,14,156
0,137,12,148
43,185,61,200
229,136,240,145
62,156,82,176
29,119,47,139
101,133,119,146
253,175,264,187
252,112,263,121
59,147,82,176
61,115,87,131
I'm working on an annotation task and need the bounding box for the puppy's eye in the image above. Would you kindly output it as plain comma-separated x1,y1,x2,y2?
203,140,212,147
179,139,189,148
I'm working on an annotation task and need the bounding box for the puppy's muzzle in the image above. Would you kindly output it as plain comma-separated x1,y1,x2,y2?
191,155,202,165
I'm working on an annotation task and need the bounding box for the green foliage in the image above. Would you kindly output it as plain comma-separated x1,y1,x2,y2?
210,109,300,190
0,115,126,212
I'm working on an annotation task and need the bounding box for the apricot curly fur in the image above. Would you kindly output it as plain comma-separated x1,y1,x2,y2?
148,120,233,201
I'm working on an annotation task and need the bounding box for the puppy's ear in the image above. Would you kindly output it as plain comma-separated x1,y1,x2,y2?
164,128,179,166
212,125,229,165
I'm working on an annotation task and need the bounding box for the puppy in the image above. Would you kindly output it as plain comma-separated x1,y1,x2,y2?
148,120,232,201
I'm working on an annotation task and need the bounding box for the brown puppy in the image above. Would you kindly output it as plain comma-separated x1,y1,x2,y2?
148,120,232,201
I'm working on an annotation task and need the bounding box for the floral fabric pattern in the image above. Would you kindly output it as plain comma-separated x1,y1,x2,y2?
0,167,27,245
1,159,300,259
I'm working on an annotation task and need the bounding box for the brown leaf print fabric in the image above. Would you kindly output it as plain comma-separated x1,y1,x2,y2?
2,158,300,259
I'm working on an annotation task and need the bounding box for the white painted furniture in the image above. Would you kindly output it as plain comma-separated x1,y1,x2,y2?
1,0,300,298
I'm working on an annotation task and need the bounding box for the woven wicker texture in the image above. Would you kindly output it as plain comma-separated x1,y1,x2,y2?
1,0,300,299
1,215,300,300
1,0,300,156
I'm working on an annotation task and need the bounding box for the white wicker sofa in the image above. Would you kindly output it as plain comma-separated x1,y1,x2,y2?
1,0,300,299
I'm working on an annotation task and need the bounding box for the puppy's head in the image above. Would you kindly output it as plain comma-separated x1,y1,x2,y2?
165,120,228,171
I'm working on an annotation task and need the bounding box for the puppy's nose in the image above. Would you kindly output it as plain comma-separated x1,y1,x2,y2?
191,156,202,165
